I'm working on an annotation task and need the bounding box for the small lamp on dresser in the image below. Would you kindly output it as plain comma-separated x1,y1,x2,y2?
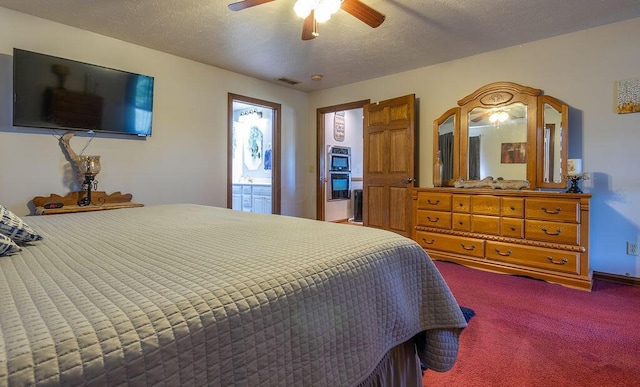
77,155,101,206
566,158,588,193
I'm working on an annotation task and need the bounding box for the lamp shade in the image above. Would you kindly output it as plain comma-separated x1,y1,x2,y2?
78,155,101,175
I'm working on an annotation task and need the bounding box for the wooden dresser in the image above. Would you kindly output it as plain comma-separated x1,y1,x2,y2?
412,188,592,290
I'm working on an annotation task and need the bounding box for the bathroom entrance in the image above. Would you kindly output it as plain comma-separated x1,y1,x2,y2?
227,93,281,214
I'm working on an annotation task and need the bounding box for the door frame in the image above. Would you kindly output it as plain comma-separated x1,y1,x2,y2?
316,99,370,220
227,93,281,214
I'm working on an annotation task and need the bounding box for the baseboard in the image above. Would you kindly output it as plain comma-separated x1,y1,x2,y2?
593,271,640,287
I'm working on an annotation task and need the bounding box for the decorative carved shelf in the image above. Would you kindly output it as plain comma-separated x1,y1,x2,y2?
33,191,143,215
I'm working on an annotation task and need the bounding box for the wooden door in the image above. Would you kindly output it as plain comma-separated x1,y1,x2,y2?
363,94,416,236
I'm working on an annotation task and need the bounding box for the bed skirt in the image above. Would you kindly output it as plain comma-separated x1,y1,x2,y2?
357,338,422,387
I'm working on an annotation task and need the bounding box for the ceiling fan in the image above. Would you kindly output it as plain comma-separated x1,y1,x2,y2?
228,0,386,40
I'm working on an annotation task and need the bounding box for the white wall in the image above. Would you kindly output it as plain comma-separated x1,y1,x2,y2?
308,18,640,278
0,7,310,218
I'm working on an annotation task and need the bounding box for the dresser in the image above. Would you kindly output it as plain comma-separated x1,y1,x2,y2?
412,188,591,290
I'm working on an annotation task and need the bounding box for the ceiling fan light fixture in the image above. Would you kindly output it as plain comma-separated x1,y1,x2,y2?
294,0,314,18
294,0,342,21
489,111,509,123
314,7,332,23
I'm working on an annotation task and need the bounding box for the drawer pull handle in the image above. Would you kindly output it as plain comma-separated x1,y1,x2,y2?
458,203,464,207
459,221,464,225
547,257,568,265
427,216,440,223
427,199,440,205
541,227,562,236
510,227,516,231
422,237,435,245
541,206,562,214
494,248,512,256
460,243,476,251
510,206,516,211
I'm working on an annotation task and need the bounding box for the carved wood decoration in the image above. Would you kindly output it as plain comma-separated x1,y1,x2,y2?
33,191,134,207
33,191,143,215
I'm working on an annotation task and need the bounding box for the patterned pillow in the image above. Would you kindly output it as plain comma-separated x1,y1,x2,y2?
0,205,43,244
0,233,21,256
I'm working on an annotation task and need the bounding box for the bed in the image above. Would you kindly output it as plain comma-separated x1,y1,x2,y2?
0,204,466,386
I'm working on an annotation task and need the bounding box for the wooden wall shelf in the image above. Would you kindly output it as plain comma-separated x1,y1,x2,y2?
33,191,143,215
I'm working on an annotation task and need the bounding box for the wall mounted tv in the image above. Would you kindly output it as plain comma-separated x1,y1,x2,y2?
13,48,154,137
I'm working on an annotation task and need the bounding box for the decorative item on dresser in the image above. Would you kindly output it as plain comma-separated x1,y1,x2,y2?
419,81,592,291
33,191,143,215
412,189,591,291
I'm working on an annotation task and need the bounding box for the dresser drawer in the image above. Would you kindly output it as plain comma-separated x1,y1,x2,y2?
486,241,580,275
416,192,451,211
452,213,471,231
501,218,524,238
452,195,471,213
526,198,580,222
501,198,524,218
471,215,500,236
525,220,579,245
416,231,485,258
471,195,500,215
416,210,451,229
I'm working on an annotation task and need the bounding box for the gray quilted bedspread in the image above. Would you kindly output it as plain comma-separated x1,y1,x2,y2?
0,204,466,386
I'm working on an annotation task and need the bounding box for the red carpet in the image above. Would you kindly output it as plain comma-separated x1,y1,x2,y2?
424,261,640,387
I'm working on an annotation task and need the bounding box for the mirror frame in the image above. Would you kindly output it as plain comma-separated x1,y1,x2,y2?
537,95,569,189
433,81,569,190
433,107,460,187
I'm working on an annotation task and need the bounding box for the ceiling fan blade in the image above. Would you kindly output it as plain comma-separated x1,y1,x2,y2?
302,10,317,40
341,0,386,28
228,0,275,12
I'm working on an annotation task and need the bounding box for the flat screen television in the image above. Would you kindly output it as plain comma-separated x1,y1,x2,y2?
13,48,154,137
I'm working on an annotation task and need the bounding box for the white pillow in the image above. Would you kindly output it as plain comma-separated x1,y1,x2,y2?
0,233,21,256
0,205,43,244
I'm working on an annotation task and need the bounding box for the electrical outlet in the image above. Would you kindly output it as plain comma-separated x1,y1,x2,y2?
627,242,639,256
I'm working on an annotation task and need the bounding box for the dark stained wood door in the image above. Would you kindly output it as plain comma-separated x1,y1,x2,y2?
363,94,416,237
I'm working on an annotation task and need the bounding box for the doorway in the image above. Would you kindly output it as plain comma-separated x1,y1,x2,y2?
228,94,281,214
317,95,416,237
316,100,369,222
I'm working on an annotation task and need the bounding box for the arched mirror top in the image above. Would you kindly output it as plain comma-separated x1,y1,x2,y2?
457,82,541,107
433,81,569,190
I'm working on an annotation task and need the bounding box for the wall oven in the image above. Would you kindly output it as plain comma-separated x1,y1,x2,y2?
329,146,351,171
328,146,351,200
329,172,351,200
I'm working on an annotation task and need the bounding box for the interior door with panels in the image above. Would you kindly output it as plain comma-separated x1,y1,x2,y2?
363,94,416,237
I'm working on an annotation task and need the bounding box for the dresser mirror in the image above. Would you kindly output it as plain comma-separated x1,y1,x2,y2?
433,82,568,189
433,107,459,186
538,95,569,187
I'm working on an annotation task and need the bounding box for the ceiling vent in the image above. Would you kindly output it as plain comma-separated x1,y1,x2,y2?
277,77,301,85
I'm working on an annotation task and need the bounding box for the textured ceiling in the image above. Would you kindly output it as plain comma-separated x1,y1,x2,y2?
1,0,639,92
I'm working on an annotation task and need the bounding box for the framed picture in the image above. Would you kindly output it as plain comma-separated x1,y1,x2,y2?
501,142,526,164
616,77,640,114
333,111,345,141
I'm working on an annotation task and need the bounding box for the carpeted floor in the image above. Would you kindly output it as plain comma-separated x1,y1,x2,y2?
424,261,640,387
